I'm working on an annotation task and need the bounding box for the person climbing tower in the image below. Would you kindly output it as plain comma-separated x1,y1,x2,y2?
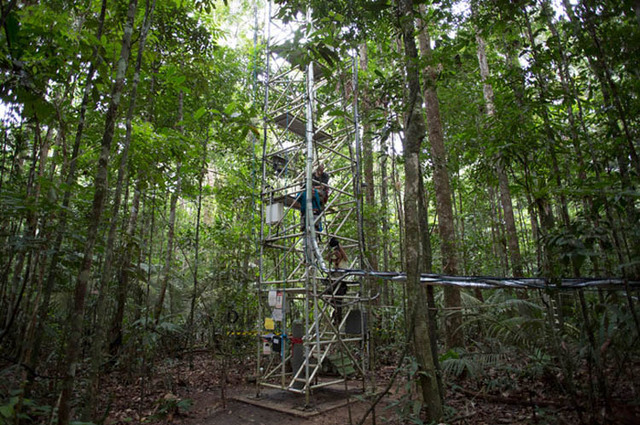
294,183,323,233
328,237,348,270
312,163,330,206
327,237,348,324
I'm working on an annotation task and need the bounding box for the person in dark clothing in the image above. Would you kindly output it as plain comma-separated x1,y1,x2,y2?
312,164,330,206
327,237,348,325
328,237,348,269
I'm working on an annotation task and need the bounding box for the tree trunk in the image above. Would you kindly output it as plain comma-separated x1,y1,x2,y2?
562,0,640,185
57,0,138,423
111,179,142,351
523,10,572,227
417,6,462,349
396,0,443,419
359,43,379,277
380,142,390,304
28,0,108,378
188,129,207,351
154,92,183,323
391,142,404,270
418,166,443,399
86,0,155,416
0,121,49,347
475,29,523,277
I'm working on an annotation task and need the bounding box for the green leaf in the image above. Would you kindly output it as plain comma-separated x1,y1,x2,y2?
0,404,14,418
224,101,237,115
439,349,459,361
363,0,391,12
193,107,207,120
172,75,186,85
5,12,20,48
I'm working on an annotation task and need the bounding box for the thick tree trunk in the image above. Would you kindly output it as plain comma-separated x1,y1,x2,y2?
57,0,138,423
417,7,462,349
396,0,443,419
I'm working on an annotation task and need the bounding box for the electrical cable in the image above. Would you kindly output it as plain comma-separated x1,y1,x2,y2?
324,269,640,290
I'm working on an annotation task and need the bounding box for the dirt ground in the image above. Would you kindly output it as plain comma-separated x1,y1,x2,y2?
99,352,640,425
177,386,378,425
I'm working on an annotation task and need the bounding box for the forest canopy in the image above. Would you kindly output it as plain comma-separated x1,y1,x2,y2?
1,0,639,424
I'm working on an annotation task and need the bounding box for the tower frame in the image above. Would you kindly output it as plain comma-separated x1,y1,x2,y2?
256,2,368,405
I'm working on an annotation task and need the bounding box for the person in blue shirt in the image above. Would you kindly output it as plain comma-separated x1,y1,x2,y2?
294,186,323,232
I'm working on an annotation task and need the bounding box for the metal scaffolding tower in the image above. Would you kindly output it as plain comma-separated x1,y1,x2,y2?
256,3,368,404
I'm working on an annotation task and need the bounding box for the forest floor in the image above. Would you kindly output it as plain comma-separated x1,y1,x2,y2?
97,350,640,425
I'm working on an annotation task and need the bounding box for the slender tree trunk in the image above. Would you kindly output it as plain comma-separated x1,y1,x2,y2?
28,0,108,378
0,129,8,194
139,186,158,407
155,178,180,322
523,10,572,227
502,28,558,278
582,2,639,176
188,129,207,352
380,144,390,304
563,0,640,181
0,121,47,345
57,0,138,423
20,124,57,389
85,0,155,416
110,179,142,350
108,0,156,354
475,29,523,277
543,2,611,277
572,1,640,277
154,92,183,323
391,142,404,269
396,0,442,419
359,43,379,277
418,166,443,400
488,185,507,274
417,6,461,349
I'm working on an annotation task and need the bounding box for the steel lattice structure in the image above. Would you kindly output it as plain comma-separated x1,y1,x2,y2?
256,3,368,404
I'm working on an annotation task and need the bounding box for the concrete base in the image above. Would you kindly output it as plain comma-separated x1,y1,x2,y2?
231,383,364,418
